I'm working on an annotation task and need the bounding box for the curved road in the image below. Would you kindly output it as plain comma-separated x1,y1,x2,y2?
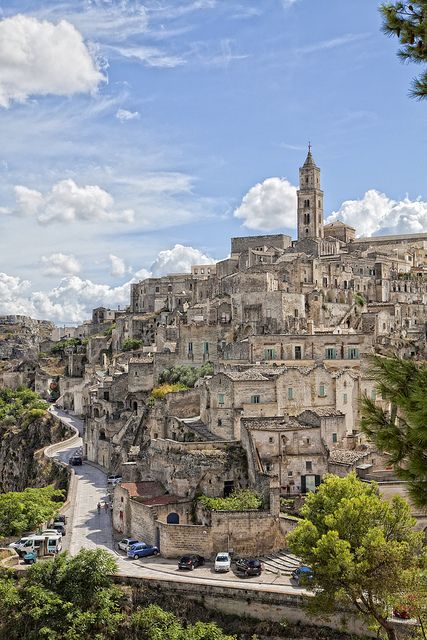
48,407,302,593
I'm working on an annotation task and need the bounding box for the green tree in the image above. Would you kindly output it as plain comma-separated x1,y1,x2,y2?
0,486,64,537
0,550,123,640
380,1,427,98
287,473,424,640
360,355,427,507
130,604,236,640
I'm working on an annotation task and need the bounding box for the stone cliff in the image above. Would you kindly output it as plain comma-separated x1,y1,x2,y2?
0,410,71,493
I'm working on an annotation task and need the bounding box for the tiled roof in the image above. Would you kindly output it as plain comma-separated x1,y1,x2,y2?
224,370,270,381
302,408,344,417
120,481,165,499
329,449,369,464
142,494,185,506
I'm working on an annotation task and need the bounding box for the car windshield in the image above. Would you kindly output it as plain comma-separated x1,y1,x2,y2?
180,556,191,561
248,560,260,567
217,555,228,562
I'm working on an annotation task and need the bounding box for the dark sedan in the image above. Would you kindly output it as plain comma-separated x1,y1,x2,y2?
235,557,263,577
178,554,205,570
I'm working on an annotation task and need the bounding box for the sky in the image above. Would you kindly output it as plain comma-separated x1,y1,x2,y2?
0,0,426,324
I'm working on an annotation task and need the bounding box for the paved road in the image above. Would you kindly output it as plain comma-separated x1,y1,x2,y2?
48,407,303,593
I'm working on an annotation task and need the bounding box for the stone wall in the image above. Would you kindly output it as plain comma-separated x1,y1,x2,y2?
114,575,375,638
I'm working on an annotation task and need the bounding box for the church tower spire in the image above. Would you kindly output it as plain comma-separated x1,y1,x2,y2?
297,144,324,241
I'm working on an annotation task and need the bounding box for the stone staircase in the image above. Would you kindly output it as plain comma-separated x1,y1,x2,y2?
259,550,301,575
181,417,219,442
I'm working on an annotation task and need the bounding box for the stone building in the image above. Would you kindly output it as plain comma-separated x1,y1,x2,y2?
70,147,427,557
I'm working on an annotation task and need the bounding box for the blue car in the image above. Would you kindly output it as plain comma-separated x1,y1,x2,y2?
291,565,313,586
127,542,159,559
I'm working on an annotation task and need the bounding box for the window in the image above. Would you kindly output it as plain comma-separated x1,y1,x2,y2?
371,389,377,401
269,437,274,443
332,433,338,444
288,387,294,400
155,286,160,293
188,342,193,353
306,438,310,445
343,393,348,405
264,348,276,360
306,461,313,472
294,308,299,318
295,346,302,360
218,393,224,406
325,347,337,360
287,470,293,477
348,347,359,360
203,342,209,354
319,383,326,397
218,419,222,427
251,395,260,404
201,268,204,274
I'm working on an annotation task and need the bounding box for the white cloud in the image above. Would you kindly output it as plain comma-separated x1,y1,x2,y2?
280,0,300,7
234,177,297,230
0,272,131,323
41,253,81,277
0,244,216,323
109,254,130,277
326,190,427,237
150,244,214,276
12,179,134,224
112,45,186,67
0,15,105,108
116,108,140,122
296,34,369,56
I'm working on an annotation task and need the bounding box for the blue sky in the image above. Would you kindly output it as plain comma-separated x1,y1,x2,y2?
0,0,426,322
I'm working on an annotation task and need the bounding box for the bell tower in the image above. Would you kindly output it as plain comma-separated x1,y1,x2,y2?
297,144,324,241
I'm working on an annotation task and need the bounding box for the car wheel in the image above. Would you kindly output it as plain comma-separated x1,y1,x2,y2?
153,550,159,556
190,564,194,570
134,554,140,559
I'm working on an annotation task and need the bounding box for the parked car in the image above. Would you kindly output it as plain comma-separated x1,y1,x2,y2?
235,557,263,577
214,552,231,573
178,554,205,570
23,551,37,565
69,455,82,466
127,542,159,559
49,522,66,536
107,474,122,485
291,565,313,586
55,514,66,524
118,538,140,552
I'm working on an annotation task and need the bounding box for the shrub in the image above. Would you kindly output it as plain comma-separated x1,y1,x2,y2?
198,489,262,511
122,338,143,352
159,362,214,388
150,383,188,399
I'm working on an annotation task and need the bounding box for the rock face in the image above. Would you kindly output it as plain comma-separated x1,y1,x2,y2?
0,315,54,361
0,412,70,493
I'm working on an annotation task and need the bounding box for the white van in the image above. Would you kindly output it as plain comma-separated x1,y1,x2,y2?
9,535,34,550
16,534,62,557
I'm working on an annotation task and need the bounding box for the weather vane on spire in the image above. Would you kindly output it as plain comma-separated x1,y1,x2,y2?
308,141,312,153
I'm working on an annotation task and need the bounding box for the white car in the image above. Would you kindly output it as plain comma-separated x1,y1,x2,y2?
118,538,139,552
107,474,122,485
214,551,231,572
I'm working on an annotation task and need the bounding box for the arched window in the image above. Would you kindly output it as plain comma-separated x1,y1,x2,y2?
167,512,180,524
